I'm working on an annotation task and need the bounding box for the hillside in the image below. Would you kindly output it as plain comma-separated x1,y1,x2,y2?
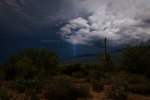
63,49,123,64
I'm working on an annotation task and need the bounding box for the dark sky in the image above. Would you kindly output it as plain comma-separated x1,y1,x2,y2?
0,0,98,61
0,0,150,62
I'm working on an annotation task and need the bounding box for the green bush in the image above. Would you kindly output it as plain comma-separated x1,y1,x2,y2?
0,75,2,89
10,79,44,93
3,64,19,80
3,57,38,80
128,83,150,94
103,72,112,85
105,86,127,100
15,57,38,80
120,45,150,75
0,67,4,81
103,59,114,72
88,66,112,91
0,90,16,100
104,77,128,100
10,80,27,93
111,77,128,91
3,48,59,81
127,74,150,94
145,66,150,78
91,79,104,91
30,94,40,100
61,63,83,75
78,84,91,99
72,72,83,78
128,74,149,85
89,67,104,81
59,63,89,78
89,64,113,80
45,75,90,100
0,82,1,89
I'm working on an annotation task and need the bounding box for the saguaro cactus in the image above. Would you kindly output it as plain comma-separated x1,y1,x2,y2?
99,38,111,62
103,38,111,62
104,37,108,61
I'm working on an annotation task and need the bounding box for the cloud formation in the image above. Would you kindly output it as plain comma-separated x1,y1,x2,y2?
0,0,88,35
0,0,89,24
60,0,150,46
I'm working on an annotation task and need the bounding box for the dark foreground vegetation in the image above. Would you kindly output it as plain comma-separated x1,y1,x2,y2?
0,41,150,100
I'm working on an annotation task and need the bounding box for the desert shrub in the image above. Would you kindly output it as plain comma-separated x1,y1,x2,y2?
0,82,1,89
72,72,83,78
61,63,83,75
120,44,150,75
89,67,104,81
45,75,90,100
145,66,150,78
3,57,38,80
3,48,59,80
101,97,111,100
6,57,46,92
0,90,16,100
113,64,123,72
30,94,40,100
39,47,59,72
127,74,150,94
15,57,38,80
91,74,111,91
128,74,149,85
89,66,112,91
105,86,127,100
89,64,114,80
10,80,27,93
103,72,112,85
111,77,128,91
81,65,91,76
10,79,44,93
128,83,150,94
89,73,104,91
88,65,112,91
0,73,2,89
3,64,19,80
0,67,4,80
78,84,91,99
45,75,76,100
24,48,59,70
91,79,104,91
60,64,88,78
104,77,128,100
103,59,114,72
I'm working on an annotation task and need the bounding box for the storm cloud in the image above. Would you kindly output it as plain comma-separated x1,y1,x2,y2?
0,0,87,35
1,0,150,46
60,0,150,46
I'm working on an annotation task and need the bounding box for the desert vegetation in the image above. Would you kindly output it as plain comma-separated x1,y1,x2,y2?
0,39,150,100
